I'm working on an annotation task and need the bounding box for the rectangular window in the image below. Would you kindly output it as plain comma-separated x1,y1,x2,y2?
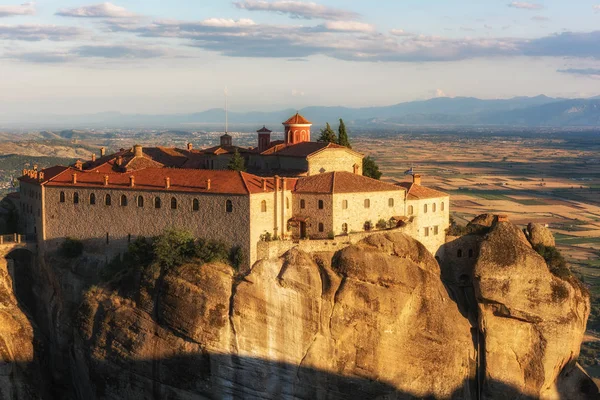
434,226,439,235
424,227,429,237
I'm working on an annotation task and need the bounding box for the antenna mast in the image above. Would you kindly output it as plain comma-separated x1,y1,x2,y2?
225,87,228,134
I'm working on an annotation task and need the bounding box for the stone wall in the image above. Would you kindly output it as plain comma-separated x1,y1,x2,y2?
441,235,481,284
18,182,43,240
43,186,254,266
405,195,450,257
307,148,362,175
333,190,405,236
292,193,334,239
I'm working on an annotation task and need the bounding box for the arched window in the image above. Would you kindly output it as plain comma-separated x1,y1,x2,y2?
137,196,144,208
300,199,306,209
364,199,370,209
342,200,348,210
388,198,394,207
73,192,79,204
154,197,161,209
90,193,96,205
468,249,474,258
318,200,324,209
193,198,199,211
286,197,290,210
59,191,65,203
120,195,128,206
457,249,463,258
441,202,445,211
319,223,324,232
433,203,437,212
261,200,267,212
424,204,428,213
408,205,414,215
342,223,348,233
226,200,233,213
170,197,177,210
105,194,112,206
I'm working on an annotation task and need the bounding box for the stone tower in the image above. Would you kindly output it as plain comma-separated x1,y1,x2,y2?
282,112,312,145
257,126,272,152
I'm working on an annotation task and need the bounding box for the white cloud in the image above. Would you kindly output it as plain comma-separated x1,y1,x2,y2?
233,0,359,21
0,2,35,17
531,15,549,21
56,2,136,18
507,2,543,10
291,89,304,96
390,29,413,37
322,21,374,33
0,24,84,41
200,18,256,28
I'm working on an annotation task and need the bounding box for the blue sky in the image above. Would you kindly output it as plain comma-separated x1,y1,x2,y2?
1,0,600,115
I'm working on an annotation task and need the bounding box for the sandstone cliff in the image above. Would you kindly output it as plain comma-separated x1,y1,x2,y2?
0,219,597,399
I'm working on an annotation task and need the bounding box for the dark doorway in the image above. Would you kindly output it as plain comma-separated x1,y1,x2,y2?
300,222,307,239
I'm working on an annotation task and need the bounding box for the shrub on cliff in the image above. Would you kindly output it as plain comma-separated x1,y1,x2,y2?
60,237,83,258
154,229,196,269
533,244,571,280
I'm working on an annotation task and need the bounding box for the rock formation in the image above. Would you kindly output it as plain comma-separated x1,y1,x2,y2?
0,219,597,399
474,220,594,399
526,222,556,247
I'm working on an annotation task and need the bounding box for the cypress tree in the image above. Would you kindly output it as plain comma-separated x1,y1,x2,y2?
337,118,351,148
317,122,337,143
362,156,382,180
228,149,246,172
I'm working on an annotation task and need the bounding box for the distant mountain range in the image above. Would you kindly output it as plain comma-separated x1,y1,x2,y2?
3,95,600,129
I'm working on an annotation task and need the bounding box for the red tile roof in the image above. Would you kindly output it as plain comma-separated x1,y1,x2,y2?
283,112,311,125
295,171,405,194
260,141,349,157
199,145,251,156
398,182,448,200
32,167,282,195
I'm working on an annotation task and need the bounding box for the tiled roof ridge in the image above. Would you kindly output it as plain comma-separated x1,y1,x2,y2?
239,171,252,195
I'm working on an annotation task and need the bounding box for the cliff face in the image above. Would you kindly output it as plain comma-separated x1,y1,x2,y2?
475,221,592,399
0,220,597,399
74,233,475,399
0,253,46,399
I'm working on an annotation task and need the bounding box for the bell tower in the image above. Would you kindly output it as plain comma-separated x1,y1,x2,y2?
282,112,312,145
257,126,272,152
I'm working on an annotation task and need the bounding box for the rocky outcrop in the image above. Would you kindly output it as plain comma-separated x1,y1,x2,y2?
526,223,556,247
1,223,597,399
74,232,475,399
474,220,595,399
0,255,45,399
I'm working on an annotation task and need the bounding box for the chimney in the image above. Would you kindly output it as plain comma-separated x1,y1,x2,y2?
103,175,109,186
22,169,27,176
134,144,143,157
116,156,123,166
206,179,211,190
75,160,83,170
100,147,106,157
187,143,193,151
413,174,422,185
129,176,135,187
38,172,44,181
33,164,38,171
72,173,77,184
91,153,96,162
165,177,170,189
274,175,280,192
497,215,509,223
262,178,267,191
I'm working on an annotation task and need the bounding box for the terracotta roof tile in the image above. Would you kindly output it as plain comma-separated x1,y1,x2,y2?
260,141,347,157
398,182,448,200
37,167,280,195
283,112,311,125
295,171,405,194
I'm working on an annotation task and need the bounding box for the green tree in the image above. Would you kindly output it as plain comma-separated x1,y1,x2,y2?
153,229,196,269
362,156,382,180
228,149,246,172
318,122,337,143
337,118,351,148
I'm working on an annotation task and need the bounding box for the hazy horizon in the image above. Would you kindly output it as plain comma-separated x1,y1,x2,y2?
1,1,600,115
